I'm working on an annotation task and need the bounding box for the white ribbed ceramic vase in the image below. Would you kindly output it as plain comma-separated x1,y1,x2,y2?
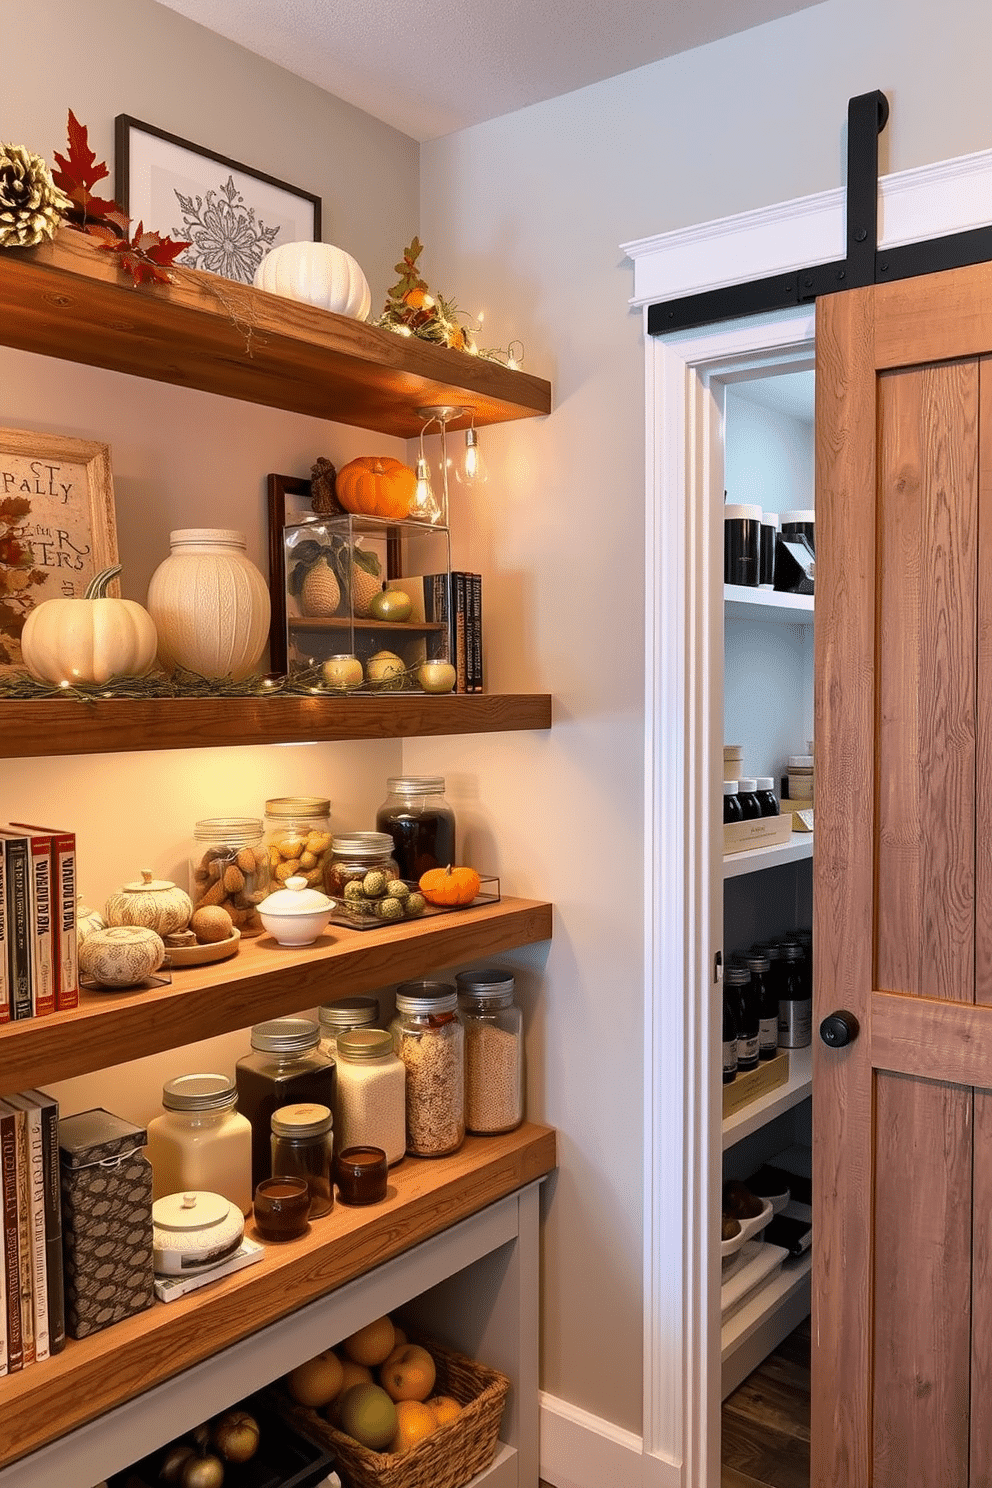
146,529,271,680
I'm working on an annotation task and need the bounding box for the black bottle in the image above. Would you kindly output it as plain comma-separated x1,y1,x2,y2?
746,950,779,1059
778,940,812,1048
725,963,759,1071
723,781,743,823
736,778,762,820
722,990,739,1084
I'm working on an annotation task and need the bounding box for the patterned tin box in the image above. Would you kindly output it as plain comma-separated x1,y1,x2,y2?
58,1108,155,1339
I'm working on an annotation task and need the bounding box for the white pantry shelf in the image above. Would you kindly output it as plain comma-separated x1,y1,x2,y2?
725,585,814,622
723,831,813,879
720,1251,812,1399
723,1043,813,1150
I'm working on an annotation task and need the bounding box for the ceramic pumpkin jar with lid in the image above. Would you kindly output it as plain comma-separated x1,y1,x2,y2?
146,529,270,681
105,869,193,936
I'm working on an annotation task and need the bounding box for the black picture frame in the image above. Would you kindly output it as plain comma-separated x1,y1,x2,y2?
115,115,321,285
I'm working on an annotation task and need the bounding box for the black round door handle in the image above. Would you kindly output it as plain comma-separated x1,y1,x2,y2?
819,1010,860,1048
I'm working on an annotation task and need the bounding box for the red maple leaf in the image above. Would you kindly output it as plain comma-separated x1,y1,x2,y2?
97,221,191,286
52,110,121,225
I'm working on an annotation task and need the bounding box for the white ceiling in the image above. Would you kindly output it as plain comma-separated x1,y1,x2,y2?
156,0,822,142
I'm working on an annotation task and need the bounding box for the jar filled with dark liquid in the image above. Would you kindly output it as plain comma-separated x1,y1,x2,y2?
375,776,456,882
235,1018,336,1193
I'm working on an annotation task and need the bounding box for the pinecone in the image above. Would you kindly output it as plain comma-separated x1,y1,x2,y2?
0,143,70,248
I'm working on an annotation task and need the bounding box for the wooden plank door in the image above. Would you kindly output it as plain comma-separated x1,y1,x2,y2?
813,259,992,1486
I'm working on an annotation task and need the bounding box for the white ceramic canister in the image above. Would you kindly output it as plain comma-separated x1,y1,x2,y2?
146,528,271,681
152,1190,245,1274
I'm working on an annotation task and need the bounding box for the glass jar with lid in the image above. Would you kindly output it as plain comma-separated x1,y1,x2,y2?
326,832,399,898
264,796,333,891
235,1018,336,1193
390,981,464,1157
190,817,270,938
145,1073,253,1215
334,1028,406,1166
270,1102,334,1217
318,996,380,1058
375,777,456,882
456,968,524,1135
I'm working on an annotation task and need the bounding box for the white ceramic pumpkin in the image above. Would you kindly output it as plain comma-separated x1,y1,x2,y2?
78,925,165,988
76,899,106,947
20,565,158,685
253,241,372,321
105,869,193,936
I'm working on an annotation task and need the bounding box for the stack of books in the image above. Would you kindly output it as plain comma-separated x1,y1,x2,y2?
0,824,77,1020
423,572,484,693
0,1089,65,1371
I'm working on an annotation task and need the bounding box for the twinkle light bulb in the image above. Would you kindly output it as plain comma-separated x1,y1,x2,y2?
456,424,488,487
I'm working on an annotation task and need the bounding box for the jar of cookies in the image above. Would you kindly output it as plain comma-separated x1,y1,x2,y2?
190,818,270,938
264,797,333,891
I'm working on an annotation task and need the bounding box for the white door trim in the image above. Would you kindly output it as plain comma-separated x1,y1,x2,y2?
637,142,992,1488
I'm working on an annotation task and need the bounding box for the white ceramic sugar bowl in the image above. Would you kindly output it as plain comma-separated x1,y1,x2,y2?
257,876,334,946
152,1190,245,1275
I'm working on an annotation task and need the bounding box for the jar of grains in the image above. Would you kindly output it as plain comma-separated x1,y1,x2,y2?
236,1018,336,1194
334,1029,406,1166
264,797,333,891
326,833,399,900
390,981,465,1157
190,817,270,937
456,969,524,1134
375,777,456,883
318,996,380,1058
270,1102,334,1217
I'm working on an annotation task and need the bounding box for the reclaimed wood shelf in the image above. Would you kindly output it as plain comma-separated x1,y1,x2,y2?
0,691,552,759
0,896,552,1094
0,232,551,436
0,1122,557,1472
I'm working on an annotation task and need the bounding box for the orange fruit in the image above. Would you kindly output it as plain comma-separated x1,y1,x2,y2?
379,1342,436,1402
426,1395,461,1426
342,1315,396,1367
389,1399,437,1455
286,1349,344,1408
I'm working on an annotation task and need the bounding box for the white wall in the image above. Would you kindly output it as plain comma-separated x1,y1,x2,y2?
418,0,992,1447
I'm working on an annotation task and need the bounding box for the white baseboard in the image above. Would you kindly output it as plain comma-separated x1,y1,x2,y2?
539,1392,680,1488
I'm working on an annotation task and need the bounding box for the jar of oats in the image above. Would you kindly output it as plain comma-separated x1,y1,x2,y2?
456,968,524,1135
318,996,380,1058
264,797,333,890
190,817,270,937
390,981,464,1158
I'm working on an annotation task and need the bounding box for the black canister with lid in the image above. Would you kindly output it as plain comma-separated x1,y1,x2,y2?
754,777,779,816
724,504,762,587
235,1018,336,1194
759,512,778,588
723,781,743,824
780,509,815,555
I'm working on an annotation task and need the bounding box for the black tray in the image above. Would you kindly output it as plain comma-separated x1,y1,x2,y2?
108,1397,336,1488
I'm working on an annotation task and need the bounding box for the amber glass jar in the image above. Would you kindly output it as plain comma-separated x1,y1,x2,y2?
270,1102,334,1218
235,1018,336,1193
375,777,456,882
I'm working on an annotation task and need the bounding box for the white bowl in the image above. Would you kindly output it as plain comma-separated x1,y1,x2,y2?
257,875,334,946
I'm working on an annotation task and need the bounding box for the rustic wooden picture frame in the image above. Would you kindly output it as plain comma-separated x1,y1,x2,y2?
0,428,119,672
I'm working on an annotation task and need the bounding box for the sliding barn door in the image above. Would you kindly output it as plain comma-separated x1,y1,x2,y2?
813,260,992,1487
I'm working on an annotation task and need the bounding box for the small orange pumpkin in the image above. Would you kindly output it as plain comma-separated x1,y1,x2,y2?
418,864,482,907
336,456,417,519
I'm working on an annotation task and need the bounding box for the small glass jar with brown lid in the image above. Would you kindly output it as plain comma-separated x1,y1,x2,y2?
264,796,333,891
270,1102,334,1217
235,1017,336,1193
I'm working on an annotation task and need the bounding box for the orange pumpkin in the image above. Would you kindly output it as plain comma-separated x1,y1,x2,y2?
418,864,482,906
336,456,417,519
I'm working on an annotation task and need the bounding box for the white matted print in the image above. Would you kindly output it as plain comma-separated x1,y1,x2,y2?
115,115,322,285
0,429,119,671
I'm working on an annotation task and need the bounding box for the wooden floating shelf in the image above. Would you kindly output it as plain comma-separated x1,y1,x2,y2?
0,896,552,1094
0,1122,557,1471
0,232,552,436
0,692,552,759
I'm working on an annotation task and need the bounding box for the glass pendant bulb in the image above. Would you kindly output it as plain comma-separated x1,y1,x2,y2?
456,424,488,487
410,454,442,524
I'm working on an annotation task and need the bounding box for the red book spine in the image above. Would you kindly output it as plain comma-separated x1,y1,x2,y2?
0,845,9,1025
22,835,54,1018
10,826,77,1011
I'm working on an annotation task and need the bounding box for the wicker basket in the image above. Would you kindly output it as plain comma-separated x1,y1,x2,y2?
272,1336,510,1488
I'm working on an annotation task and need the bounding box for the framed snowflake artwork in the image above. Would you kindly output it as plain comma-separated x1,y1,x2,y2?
115,116,322,285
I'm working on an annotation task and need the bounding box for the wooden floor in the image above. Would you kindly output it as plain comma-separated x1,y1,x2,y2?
721,1318,811,1488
